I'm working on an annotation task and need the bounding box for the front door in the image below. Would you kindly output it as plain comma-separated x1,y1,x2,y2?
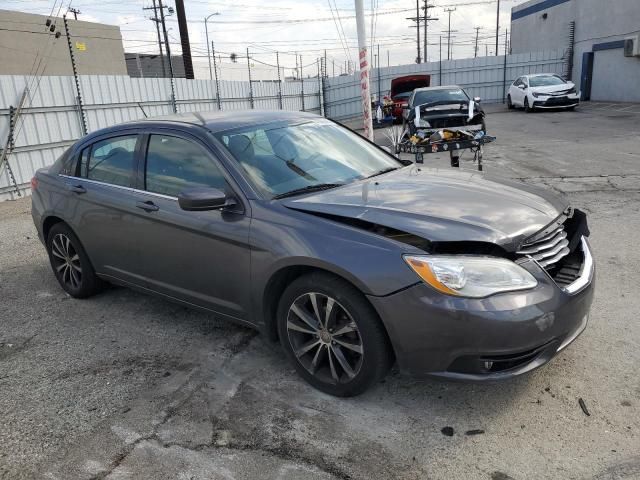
125,130,252,321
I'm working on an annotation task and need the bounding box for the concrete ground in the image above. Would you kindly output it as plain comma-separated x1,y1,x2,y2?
1,102,639,480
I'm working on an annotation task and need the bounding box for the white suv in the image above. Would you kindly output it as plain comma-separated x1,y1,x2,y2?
507,74,580,112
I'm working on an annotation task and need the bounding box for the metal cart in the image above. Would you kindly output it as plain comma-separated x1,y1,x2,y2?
396,134,496,171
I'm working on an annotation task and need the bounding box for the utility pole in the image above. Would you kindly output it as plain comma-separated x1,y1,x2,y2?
495,0,500,56
68,7,80,20
474,27,481,58
445,8,455,61
485,44,488,56
144,0,166,77
355,0,373,141
387,49,389,67
157,0,176,111
408,0,421,63
174,0,193,79
422,0,437,63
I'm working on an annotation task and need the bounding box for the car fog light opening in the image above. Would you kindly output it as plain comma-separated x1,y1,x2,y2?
404,255,538,298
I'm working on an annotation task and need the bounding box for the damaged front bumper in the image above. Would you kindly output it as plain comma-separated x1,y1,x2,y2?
368,239,595,380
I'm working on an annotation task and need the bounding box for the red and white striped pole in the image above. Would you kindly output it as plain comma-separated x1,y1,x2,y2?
355,0,373,141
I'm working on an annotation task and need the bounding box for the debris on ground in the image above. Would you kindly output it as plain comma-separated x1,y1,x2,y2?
578,398,591,416
441,426,454,436
465,429,485,436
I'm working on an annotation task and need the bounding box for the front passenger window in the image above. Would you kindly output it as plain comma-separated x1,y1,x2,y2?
145,135,226,197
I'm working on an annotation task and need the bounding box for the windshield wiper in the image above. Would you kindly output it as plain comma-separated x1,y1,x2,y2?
273,183,345,200
367,166,399,178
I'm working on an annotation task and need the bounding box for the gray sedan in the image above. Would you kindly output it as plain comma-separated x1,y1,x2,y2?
31,110,594,396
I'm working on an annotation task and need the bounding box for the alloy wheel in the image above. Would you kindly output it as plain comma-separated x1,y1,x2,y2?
50,233,82,290
286,292,364,384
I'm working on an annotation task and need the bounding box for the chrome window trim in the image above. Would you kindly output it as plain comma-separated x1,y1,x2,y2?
58,174,178,201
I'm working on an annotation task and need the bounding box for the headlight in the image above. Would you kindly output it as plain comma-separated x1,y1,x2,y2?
404,255,538,298
532,92,542,98
568,87,576,94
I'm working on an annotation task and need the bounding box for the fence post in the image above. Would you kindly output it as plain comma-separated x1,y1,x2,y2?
276,51,283,110
63,14,88,135
212,41,222,110
300,54,305,112
502,29,508,103
246,48,254,109
317,58,324,117
439,36,443,86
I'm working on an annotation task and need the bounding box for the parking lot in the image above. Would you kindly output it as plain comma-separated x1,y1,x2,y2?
1,102,639,479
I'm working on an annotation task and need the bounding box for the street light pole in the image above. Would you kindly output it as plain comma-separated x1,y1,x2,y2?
205,12,220,81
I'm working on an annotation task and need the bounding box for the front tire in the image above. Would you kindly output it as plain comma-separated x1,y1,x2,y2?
277,272,393,397
524,97,533,113
47,223,104,298
507,94,514,110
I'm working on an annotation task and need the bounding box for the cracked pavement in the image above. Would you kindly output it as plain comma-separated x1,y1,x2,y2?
1,103,640,479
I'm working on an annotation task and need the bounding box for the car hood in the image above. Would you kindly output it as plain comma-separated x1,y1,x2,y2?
283,167,569,251
530,84,574,94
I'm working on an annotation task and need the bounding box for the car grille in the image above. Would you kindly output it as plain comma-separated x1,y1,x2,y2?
516,224,570,268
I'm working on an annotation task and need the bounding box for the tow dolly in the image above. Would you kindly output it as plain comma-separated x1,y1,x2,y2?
396,132,496,171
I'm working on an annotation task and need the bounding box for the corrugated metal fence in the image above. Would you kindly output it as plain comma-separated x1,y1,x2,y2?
0,49,567,201
325,49,568,121
0,75,321,200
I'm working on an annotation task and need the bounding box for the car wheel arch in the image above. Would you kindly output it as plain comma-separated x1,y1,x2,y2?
261,262,379,343
42,215,66,241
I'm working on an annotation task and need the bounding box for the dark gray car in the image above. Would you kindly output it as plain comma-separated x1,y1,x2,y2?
31,110,595,396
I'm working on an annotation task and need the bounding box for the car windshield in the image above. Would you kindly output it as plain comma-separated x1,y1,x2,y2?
413,88,468,106
529,75,566,87
215,120,402,198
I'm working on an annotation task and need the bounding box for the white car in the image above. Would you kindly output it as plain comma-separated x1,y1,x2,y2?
507,74,580,112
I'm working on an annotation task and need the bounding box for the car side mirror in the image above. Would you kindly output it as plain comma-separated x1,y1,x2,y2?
473,96,481,103
518,84,526,90
178,187,234,211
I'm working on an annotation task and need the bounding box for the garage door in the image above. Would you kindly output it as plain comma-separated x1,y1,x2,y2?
591,49,640,102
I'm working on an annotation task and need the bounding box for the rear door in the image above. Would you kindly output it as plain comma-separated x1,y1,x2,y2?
125,129,252,320
60,132,147,279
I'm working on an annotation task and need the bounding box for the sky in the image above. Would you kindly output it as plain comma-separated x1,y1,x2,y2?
2,0,530,80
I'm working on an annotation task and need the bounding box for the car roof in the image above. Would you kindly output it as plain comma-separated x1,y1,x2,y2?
413,85,462,92
79,109,321,144
523,73,560,78
136,109,318,132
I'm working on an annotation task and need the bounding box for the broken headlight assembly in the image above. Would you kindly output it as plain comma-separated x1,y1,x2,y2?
403,255,538,298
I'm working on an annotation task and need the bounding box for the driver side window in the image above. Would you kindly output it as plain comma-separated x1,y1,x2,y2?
145,135,226,197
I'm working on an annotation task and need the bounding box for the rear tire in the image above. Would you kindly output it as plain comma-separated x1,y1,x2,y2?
46,223,104,298
277,272,393,397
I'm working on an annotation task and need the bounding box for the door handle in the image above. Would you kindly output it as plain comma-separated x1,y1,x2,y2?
67,184,86,194
136,200,159,212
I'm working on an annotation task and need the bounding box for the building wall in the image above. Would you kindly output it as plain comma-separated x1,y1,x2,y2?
510,0,575,56
510,0,640,102
0,9,127,76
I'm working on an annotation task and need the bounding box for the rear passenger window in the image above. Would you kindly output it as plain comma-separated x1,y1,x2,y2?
145,135,226,197
85,135,138,187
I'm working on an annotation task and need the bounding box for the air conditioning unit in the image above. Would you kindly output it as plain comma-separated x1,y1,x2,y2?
623,36,640,57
